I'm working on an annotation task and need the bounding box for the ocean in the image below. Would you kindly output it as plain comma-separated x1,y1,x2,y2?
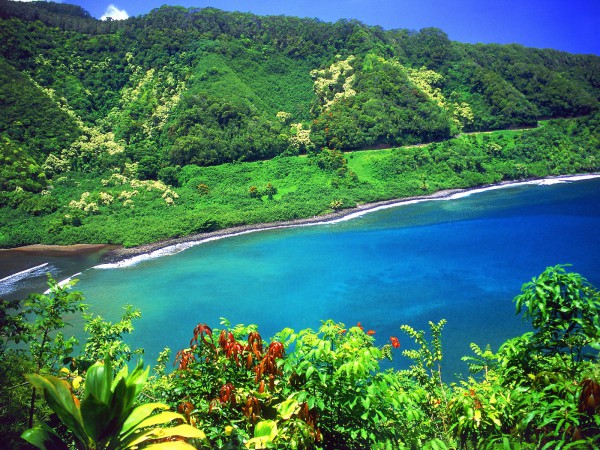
2,176,600,377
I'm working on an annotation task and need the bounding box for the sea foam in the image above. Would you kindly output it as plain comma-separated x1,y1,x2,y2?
0,263,51,296
44,272,82,294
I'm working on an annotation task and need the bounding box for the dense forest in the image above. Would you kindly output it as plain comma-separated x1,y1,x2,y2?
0,0,599,247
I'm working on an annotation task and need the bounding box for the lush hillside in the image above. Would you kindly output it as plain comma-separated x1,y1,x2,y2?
0,0,599,247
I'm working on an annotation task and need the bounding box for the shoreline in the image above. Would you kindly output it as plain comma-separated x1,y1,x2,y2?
99,187,466,265
4,173,599,266
0,243,119,256
99,173,599,265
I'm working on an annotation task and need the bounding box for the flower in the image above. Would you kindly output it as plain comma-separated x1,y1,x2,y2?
390,336,400,348
356,322,364,331
367,330,375,336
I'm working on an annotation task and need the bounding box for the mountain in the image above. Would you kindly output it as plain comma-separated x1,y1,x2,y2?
0,0,599,247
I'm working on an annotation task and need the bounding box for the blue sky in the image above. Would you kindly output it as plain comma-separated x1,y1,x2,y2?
19,0,600,55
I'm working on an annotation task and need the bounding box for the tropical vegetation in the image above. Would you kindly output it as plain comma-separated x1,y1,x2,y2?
1,2,600,448
1,266,599,448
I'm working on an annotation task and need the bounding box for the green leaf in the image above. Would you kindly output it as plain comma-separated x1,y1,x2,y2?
80,394,113,443
84,361,111,406
254,420,278,439
277,399,299,420
318,371,327,384
362,396,371,409
126,424,206,449
143,443,197,450
21,424,70,450
128,411,186,434
121,403,170,437
25,374,87,446
245,420,278,449
317,398,325,410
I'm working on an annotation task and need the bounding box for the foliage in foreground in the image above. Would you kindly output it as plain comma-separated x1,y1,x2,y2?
1,265,600,449
22,355,205,449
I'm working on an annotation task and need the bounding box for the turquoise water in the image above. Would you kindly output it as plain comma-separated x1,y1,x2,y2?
71,178,600,377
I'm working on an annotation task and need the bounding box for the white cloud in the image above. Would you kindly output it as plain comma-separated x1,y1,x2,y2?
101,4,129,21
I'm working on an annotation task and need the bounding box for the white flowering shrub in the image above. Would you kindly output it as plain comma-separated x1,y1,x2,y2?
311,56,357,111
98,192,114,205
101,173,129,186
68,192,99,214
276,111,292,124
288,123,314,152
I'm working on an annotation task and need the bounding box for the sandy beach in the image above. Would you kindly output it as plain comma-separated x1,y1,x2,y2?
0,243,119,256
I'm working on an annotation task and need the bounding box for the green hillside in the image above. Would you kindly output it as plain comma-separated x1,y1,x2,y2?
0,0,599,247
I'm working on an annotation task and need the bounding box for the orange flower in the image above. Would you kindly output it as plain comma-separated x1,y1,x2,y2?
356,322,364,331
390,337,400,348
367,330,375,336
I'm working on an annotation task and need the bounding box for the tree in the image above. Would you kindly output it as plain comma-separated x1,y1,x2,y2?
22,276,87,428
514,264,600,375
81,306,143,372
264,182,277,200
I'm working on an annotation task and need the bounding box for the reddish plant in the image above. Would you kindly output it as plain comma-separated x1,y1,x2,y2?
390,336,400,348
242,396,261,423
247,332,263,358
219,382,236,405
579,378,600,415
177,401,195,425
298,402,322,442
226,341,245,365
174,348,196,371
218,329,234,351
190,323,215,350
267,341,285,359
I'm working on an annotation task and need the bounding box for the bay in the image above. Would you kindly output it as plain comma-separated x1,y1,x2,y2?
4,177,600,377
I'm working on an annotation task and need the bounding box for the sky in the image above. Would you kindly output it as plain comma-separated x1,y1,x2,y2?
16,0,600,55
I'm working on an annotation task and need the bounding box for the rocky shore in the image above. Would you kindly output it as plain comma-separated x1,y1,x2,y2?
4,173,598,267
100,188,466,264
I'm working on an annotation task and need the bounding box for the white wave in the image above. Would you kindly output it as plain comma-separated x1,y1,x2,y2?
94,242,199,269
94,173,600,269
43,272,82,294
554,174,600,182
0,263,52,296
536,178,566,185
328,199,427,224
94,233,264,269
445,174,600,199
0,263,49,284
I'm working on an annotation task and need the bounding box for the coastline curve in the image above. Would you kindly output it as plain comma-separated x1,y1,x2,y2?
96,173,600,269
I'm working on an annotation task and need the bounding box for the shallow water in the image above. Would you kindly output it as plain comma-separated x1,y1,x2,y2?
3,177,600,377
